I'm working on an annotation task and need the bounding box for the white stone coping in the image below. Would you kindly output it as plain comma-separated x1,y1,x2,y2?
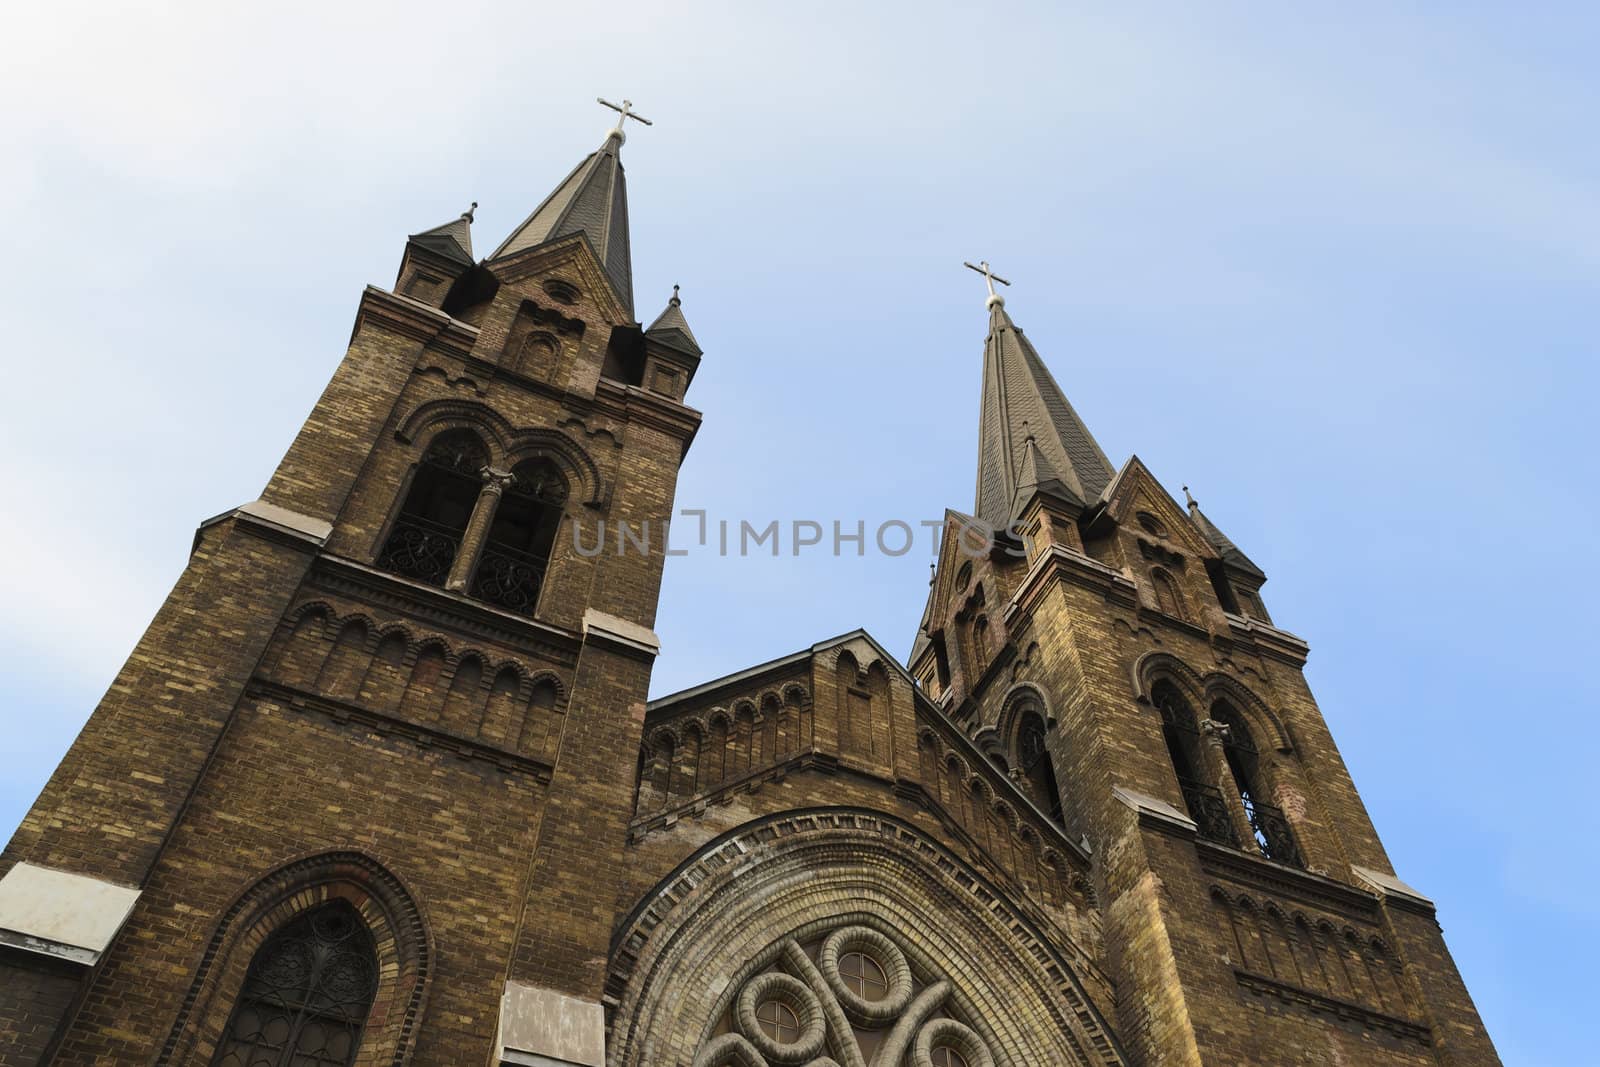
0,863,141,965
498,982,606,1067
581,608,660,657
198,498,333,546
237,499,334,543
1352,864,1435,909
1112,786,1198,834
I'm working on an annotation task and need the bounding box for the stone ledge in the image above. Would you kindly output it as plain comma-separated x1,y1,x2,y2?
582,608,660,659
0,863,141,966
1112,786,1198,836
1353,864,1436,914
499,982,605,1067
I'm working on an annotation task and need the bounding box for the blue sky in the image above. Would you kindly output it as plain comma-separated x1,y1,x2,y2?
2,3,1595,1061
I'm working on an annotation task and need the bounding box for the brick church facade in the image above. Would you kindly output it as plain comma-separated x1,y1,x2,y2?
0,109,1499,1065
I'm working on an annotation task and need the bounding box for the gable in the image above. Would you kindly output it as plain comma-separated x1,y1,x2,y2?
1099,457,1217,562
484,232,631,329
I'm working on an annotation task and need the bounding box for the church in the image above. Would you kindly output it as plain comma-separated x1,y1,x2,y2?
0,103,1499,1066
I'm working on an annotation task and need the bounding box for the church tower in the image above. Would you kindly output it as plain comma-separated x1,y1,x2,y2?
0,102,702,1065
906,272,1500,1064
1,105,1500,1067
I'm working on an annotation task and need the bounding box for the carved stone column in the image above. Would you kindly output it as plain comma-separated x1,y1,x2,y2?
1201,718,1257,852
446,466,514,592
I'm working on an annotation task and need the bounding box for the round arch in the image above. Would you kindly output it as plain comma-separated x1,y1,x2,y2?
606,808,1125,1067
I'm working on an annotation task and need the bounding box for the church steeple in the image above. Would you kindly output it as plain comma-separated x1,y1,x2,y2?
971,276,1114,528
408,202,476,266
492,107,639,315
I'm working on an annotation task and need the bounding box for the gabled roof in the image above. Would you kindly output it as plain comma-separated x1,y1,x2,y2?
644,286,701,355
974,300,1114,528
492,129,633,315
646,629,914,715
408,210,474,266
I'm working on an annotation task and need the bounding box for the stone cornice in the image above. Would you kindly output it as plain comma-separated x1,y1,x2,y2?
356,285,481,348
1198,840,1382,920
1223,611,1311,666
312,556,581,664
1004,544,1139,633
592,376,703,447
247,678,553,781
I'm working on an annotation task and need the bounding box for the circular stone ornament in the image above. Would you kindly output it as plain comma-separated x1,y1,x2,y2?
735,971,827,1064
915,1019,995,1067
819,926,914,1024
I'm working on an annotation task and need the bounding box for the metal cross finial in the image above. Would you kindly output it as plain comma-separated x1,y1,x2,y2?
598,97,653,142
963,260,1011,308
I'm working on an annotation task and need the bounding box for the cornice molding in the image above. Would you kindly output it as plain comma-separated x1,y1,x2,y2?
1223,611,1311,666
1199,840,1382,920
1004,544,1139,631
311,556,581,664
357,286,481,347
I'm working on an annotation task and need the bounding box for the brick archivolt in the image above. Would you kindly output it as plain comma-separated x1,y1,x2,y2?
155,851,430,1067
395,398,605,507
606,809,1125,1067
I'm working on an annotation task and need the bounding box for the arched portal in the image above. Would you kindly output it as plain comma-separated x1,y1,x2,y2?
606,809,1125,1067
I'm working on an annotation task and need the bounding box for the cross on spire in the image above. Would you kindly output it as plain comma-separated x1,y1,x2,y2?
598,97,653,143
963,260,1011,308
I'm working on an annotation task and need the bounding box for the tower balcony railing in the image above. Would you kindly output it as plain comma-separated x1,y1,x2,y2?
469,541,546,617
376,514,460,587
1243,798,1304,868
1177,777,1239,847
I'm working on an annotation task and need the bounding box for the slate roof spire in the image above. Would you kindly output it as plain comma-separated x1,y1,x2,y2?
492,118,636,315
645,284,702,355
408,202,476,266
973,290,1114,528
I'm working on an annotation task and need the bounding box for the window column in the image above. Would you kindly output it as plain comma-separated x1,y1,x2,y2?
1200,717,1259,851
445,467,514,592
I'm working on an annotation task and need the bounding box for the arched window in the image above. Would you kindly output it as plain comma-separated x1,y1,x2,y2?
971,615,990,677
378,430,488,587
1153,682,1237,846
1212,702,1302,867
1150,568,1187,620
1016,711,1063,824
210,900,377,1067
470,458,567,615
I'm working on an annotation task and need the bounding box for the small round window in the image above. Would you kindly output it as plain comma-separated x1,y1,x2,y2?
755,1000,800,1043
838,951,888,1001
931,1048,970,1067
1136,511,1167,537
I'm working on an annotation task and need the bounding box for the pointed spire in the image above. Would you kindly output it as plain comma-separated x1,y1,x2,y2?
492,116,636,315
644,284,701,355
972,284,1114,528
1184,486,1265,578
408,202,476,266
